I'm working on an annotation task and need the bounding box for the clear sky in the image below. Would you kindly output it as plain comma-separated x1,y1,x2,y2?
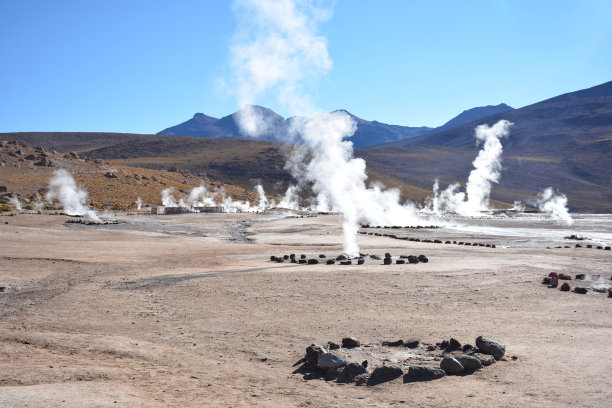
1,0,610,133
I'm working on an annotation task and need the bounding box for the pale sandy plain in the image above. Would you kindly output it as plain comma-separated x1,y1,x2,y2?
0,212,611,407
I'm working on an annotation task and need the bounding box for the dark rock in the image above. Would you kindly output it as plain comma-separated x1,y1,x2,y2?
473,353,495,366
370,254,381,260
300,254,306,259
418,255,428,263
586,245,593,248
270,255,277,261
327,341,340,350
317,352,347,370
575,244,582,248
298,259,307,264
384,252,391,258
305,344,326,367
475,336,506,360
291,259,297,263
573,287,588,294
336,254,347,261
362,360,368,368
307,259,319,265
560,282,571,291
337,362,368,383
447,338,461,350
396,259,406,264
283,255,289,260
440,357,464,375
381,340,404,347
605,246,611,251
462,343,473,352
558,273,571,280
575,274,585,280
357,258,365,265
404,338,420,348
104,172,118,178
340,260,352,265
439,340,450,349
427,345,436,351
319,254,326,258
342,337,360,348
289,254,295,259
454,355,482,371
403,366,445,382
368,365,403,385
326,259,335,265
408,256,419,264
0,286,6,292
383,258,392,265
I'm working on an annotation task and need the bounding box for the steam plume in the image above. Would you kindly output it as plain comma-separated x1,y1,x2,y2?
423,120,512,216
136,197,143,210
46,169,100,221
9,197,22,211
533,187,573,225
161,187,178,207
227,0,422,256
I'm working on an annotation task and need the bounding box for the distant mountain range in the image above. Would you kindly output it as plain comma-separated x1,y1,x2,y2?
359,80,612,212
157,104,514,148
2,81,610,212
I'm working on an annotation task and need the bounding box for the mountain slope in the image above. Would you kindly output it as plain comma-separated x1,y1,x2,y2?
359,81,612,212
436,103,513,132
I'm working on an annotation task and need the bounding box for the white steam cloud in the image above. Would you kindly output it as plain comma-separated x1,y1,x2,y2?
46,169,100,221
136,197,143,210
533,187,573,225
9,196,22,211
227,0,422,255
423,120,512,216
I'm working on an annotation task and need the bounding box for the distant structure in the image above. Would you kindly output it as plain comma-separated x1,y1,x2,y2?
152,206,224,215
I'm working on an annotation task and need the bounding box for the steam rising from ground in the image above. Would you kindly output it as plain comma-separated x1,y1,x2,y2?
9,197,22,211
227,0,421,255
423,120,512,216
532,188,573,225
46,169,100,221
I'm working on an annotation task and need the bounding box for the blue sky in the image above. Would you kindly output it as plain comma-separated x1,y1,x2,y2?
1,0,610,133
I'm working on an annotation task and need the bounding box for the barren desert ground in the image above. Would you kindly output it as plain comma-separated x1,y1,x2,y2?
0,212,610,407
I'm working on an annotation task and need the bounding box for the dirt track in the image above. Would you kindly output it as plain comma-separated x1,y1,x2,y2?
0,213,610,407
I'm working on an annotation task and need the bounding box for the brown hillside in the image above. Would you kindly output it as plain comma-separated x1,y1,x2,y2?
0,139,262,211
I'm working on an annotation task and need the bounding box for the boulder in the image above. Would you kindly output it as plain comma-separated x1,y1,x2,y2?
357,258,365,265
383,258,392,265
319,254,326,258
368,365,403,385
560,282,571,291
317,352,347,370
327,341,340,350
384,252,391,258
340,260,352,265
381,340,404,347
307,259,319,265
396,259,406,264
337,362,368,383
447,338,461,350
440,357,464,375
575,274,585,280
404,338,420,348
475,336,506,360
472,353,495,366
326,259,335,265
404,365,445,382
454,355,482,371
336,254,347,261
573,287,588,294
558,273,571,280
342,337,361,348
104,172,118,178
418,255,428,263
305,344,325,367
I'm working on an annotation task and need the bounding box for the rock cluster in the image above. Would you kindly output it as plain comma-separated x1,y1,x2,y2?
541,272,611,296
299,335,507,387
270,253,429,266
